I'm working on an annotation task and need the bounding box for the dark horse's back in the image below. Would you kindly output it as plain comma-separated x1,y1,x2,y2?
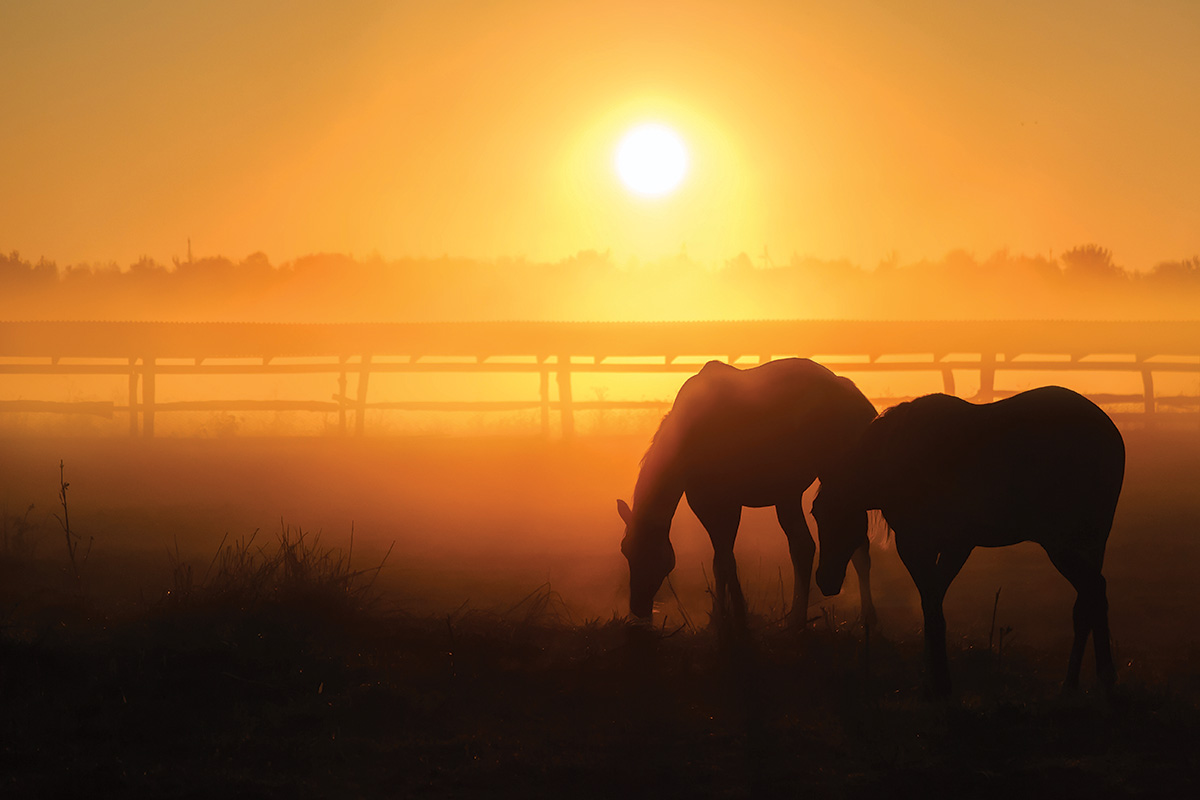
867,386,1125,551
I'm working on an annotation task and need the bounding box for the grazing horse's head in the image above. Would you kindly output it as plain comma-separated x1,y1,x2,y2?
617,499,675,621
812,482,867,598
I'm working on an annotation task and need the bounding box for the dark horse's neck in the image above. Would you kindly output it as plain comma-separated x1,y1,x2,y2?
818,435,882,511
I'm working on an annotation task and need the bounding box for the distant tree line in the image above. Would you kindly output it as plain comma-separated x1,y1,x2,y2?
1,245,1197,322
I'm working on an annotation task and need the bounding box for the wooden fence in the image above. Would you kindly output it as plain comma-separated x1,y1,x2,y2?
2,320,1198,436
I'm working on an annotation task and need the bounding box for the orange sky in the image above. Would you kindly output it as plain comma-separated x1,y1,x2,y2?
2,0,1198,270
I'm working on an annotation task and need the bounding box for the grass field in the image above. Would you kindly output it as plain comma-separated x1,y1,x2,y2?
2,427,1198,797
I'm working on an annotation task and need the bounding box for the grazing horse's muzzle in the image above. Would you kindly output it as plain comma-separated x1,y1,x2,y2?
628,566,667,620
626,543,673,622
629,593,655,621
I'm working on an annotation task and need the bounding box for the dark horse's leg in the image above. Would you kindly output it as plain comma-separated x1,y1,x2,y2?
689,497,745,630
896,533,971,697
851,543,876,628
775,499,815,626
1045,544,1115,692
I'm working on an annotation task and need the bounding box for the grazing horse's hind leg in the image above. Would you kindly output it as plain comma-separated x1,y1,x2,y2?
1046,545,1116,692
690,498,746,630
776,500,816,626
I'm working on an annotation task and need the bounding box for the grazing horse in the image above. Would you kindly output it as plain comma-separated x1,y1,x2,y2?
617,358,878,628
813,386,1124,696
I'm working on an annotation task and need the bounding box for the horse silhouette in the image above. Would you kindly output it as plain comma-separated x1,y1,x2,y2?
618,358,878,628
813,386,1124,696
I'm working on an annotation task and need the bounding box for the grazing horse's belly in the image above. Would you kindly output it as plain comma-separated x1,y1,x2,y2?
687,456,816,509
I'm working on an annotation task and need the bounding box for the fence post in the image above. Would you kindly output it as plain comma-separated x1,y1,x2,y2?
355,354,372,436
979,353,996,403
128,357,139,436
941,367,956,396
557,355,574,439
539,365,551,437
1142,369,1156,415
142,357,156,438
337,356,348,436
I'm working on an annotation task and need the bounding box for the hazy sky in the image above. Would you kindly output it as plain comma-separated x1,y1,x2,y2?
3,0,1198,269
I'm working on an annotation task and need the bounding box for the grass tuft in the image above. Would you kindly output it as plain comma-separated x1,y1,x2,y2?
161,521,393,628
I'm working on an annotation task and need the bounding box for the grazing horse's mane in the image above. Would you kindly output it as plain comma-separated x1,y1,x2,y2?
628,409,687,510
640,411,675,468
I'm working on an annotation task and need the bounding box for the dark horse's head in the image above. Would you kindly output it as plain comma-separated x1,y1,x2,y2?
812,480,868,598
617,499,675,621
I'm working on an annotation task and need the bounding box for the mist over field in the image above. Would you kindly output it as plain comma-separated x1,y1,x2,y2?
3,425,1199,649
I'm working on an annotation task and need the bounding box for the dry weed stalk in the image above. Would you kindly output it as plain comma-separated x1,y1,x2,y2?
504,581,575,627
52,460,92,590
988,586,1014,664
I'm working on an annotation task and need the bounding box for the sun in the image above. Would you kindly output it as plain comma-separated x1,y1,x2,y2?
614,123,689,197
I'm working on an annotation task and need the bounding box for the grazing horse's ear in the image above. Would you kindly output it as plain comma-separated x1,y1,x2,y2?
617,499,633,525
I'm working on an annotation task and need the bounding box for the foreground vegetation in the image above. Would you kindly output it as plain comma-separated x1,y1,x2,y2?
2,526,1197,799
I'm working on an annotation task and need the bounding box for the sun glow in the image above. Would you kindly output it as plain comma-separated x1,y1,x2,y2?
614,123,689,197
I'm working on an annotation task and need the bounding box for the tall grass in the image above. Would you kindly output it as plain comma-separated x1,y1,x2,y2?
164,521,393,624
1,502,38,559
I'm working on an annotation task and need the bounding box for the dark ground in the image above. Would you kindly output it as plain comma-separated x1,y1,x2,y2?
1,426,1198,797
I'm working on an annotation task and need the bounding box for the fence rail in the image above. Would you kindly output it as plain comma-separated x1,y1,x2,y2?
3,320,1198,436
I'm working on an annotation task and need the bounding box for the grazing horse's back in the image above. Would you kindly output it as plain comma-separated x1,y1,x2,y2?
668,359,877,501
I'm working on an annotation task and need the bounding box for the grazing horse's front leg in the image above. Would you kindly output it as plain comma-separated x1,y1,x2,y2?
689,497,745,630
896,534,971,697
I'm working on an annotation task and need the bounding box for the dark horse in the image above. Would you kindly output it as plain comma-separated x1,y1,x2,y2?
618,358,878,627
813,386,1124,695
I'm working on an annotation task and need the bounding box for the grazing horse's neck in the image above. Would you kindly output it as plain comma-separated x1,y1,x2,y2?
631,437,686,534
